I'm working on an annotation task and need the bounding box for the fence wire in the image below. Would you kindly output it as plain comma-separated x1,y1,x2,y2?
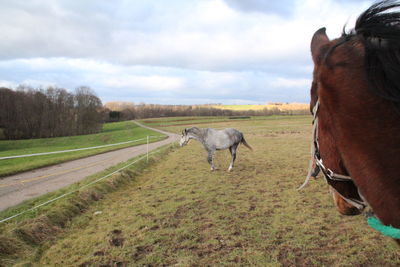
0,135,165,160
0,144,172,224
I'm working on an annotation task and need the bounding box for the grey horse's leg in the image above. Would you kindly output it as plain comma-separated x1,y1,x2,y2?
207,150,216,171
228,144,238,171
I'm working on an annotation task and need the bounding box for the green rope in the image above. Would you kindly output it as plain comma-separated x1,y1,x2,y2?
367,216,400,239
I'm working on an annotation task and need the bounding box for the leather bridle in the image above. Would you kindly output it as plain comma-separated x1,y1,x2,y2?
297,96,400,239
300,99,368,211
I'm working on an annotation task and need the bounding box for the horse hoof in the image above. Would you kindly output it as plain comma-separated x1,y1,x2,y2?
227,168,232,172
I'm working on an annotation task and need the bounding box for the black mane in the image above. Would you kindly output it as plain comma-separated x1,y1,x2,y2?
348,0,400,107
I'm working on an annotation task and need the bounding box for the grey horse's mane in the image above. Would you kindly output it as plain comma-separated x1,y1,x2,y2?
185,127,205,139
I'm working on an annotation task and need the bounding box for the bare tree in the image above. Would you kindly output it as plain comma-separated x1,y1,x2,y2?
74,86,103,134
0,85,103,139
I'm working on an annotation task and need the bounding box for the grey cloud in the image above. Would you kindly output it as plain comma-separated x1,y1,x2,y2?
0,0,197,63
2,0,361,105
0,58,311,105
0,1,113,59
333,0,373,3
0,0,313,73
222,0,296,16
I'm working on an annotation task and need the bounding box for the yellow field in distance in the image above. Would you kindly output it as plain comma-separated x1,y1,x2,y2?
211,102,309,111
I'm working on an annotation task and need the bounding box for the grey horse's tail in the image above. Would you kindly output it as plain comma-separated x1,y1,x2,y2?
241,136,253,151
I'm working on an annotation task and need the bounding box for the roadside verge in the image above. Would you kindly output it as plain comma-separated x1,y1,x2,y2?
0,122,178,211
0,142,177,266
0,120,166,178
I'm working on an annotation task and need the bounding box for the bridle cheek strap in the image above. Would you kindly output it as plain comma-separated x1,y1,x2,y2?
302,99,400,238
298,101,320,190
298,100,367,211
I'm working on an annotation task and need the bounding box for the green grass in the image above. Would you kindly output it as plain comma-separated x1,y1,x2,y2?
0,121,166,177
2,116,400,266
140,115,306,129
0,143,176,266
140,116,236,127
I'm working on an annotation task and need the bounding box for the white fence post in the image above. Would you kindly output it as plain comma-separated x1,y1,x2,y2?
147,135,149,162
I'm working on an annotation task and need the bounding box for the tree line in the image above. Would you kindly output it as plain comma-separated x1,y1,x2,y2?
0,86,103,139
0,85,309,140
104,102,309,122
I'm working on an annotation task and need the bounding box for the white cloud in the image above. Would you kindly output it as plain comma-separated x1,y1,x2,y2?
0,0,375,104
103,75,185,91
0,0,372,69
270,78,311,89
223,0,295,16
19,79,57,88
0,80,17,88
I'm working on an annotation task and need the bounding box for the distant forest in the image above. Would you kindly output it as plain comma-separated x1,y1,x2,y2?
0,86,103,139
0,85,308,140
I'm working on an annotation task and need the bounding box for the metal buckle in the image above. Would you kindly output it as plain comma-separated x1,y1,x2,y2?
326,169,334,178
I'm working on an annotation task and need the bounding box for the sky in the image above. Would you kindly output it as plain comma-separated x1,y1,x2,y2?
0,0,374,105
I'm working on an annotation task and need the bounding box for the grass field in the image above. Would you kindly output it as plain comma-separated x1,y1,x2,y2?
0,121,165,177
1,116,399,266
0,143,175,266
140,115,300,128
140,116,244,127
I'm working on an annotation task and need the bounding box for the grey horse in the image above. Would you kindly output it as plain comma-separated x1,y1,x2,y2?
179,127,252,171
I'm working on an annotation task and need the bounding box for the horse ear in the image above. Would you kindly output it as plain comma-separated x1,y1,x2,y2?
311,27,330,64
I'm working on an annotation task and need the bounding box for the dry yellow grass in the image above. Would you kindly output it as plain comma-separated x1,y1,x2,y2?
104,101,309,113
212,103,309,111
24,116,400,266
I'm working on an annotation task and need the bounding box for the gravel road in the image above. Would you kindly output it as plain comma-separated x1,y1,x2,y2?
0,122,178,211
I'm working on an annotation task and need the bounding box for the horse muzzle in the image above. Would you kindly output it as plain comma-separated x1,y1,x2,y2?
179,140,188,147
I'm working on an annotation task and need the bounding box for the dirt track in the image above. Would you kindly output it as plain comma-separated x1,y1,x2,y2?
0,122,178,211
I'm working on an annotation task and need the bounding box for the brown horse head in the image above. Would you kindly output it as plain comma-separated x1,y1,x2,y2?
310,28,363,216
310,0,400,227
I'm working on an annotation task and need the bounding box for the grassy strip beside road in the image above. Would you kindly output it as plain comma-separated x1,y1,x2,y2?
0,144,176,266
0,121,166,177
